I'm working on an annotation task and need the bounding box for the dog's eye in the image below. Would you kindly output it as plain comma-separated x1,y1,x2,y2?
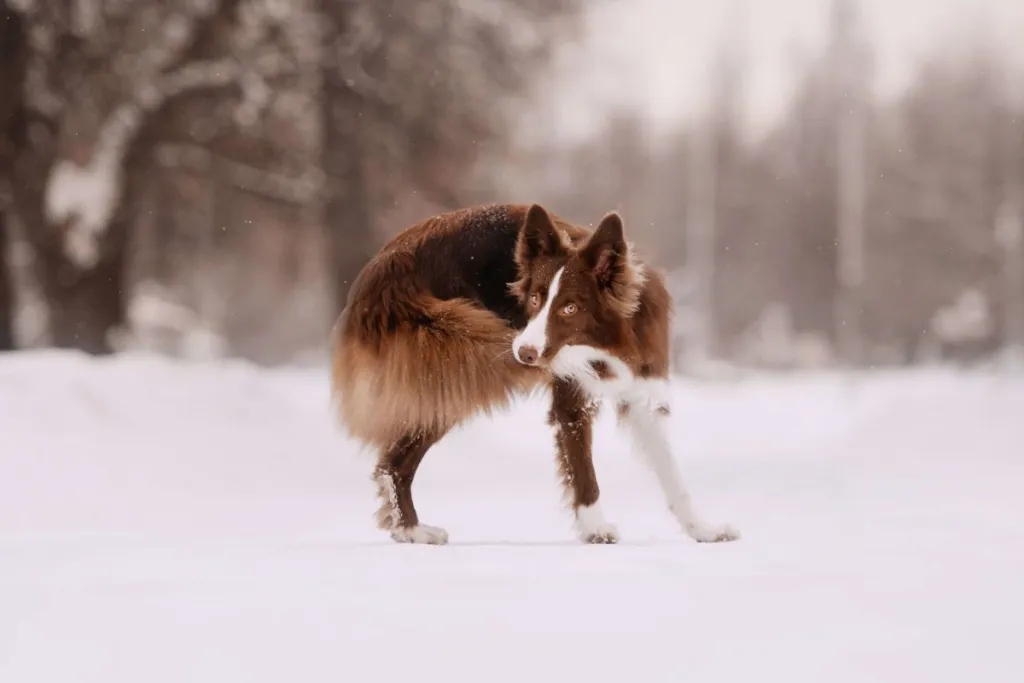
529,292,541,307
561,303,577,316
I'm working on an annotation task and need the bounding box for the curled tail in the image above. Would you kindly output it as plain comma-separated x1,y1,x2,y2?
331,268,541,447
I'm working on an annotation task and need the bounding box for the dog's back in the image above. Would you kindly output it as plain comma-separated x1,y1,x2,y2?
332,204,579,448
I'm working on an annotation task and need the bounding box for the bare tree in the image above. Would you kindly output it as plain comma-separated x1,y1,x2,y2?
682,0,750,367
996,199,1024,356
864,45,1008,360
0,0,26,351
318,0,374,315
832,0,870,364
490,4,1024,368
6,0,312,354
0,207,12,351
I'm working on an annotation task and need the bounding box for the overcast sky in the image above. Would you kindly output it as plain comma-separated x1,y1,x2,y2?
537,0,1024,141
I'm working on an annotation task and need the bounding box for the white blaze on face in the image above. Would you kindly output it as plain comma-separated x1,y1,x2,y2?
513,267,564,364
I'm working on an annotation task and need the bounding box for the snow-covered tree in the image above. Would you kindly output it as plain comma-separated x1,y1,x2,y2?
5,0,320,354
2,0,584,354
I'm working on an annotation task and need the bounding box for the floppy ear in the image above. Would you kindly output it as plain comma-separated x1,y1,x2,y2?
581,211,627,288
516,204,565,266
581,211,646,317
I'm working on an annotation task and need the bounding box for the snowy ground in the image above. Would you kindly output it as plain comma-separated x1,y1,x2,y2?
1,351,1023,683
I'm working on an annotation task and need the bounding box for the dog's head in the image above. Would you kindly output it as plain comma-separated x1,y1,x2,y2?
509,204,646,370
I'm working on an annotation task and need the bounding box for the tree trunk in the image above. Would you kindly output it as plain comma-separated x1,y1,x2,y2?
6,0,258,356
35,218,128,355
3,0,126,356
0,211,13,351
1,1,25,351
322,84,376,315
12,140,136,356
320,4,377,317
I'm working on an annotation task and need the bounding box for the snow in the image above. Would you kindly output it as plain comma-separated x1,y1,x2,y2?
44,156,121,269
1,351,1023,682
44,100,148,270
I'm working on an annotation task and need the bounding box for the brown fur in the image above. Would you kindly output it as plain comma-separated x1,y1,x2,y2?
332,299,540,448
370,429,444,529
589,360,616,380
332,206,544,449
548,379,617,543
513,208,673,379
330,203,673,541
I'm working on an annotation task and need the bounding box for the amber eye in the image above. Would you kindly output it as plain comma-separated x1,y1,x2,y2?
561,303,577,316
529,292,541,307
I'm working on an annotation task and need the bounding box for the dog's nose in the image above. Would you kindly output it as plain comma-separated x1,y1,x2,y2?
516,345,539,365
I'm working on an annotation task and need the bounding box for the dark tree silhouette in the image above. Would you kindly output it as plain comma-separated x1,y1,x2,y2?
0,1,26,351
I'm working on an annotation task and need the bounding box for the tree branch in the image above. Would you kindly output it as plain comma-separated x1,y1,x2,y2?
156,142,323,204
41,0,308,269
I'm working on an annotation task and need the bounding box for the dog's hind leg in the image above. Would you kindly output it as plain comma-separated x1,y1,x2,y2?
373,428,449,545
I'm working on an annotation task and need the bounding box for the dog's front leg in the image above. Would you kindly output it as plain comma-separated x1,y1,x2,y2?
548,378,619,544
618,389,740,543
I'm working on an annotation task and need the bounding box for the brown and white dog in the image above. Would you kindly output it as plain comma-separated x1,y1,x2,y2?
331,203,739,545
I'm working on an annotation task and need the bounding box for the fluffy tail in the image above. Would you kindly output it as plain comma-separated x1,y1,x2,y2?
331,271,540,447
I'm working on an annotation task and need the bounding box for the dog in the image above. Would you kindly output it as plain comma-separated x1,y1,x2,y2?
330,203,739,545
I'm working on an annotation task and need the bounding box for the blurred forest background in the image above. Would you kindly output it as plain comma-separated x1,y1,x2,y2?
1,0,1023,373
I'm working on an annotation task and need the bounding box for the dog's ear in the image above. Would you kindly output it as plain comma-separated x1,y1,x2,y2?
581,211,627,289
581,211,645,317
516,204,565,266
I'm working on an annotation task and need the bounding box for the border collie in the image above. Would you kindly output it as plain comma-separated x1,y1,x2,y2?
331,203,739,545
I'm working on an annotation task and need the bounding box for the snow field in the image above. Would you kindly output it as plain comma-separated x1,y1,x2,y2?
1,351,1023,682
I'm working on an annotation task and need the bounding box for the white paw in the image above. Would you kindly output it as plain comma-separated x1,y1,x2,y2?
579,525,620,544
575,503,620,544
685,521,741,543
390,524,449,545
